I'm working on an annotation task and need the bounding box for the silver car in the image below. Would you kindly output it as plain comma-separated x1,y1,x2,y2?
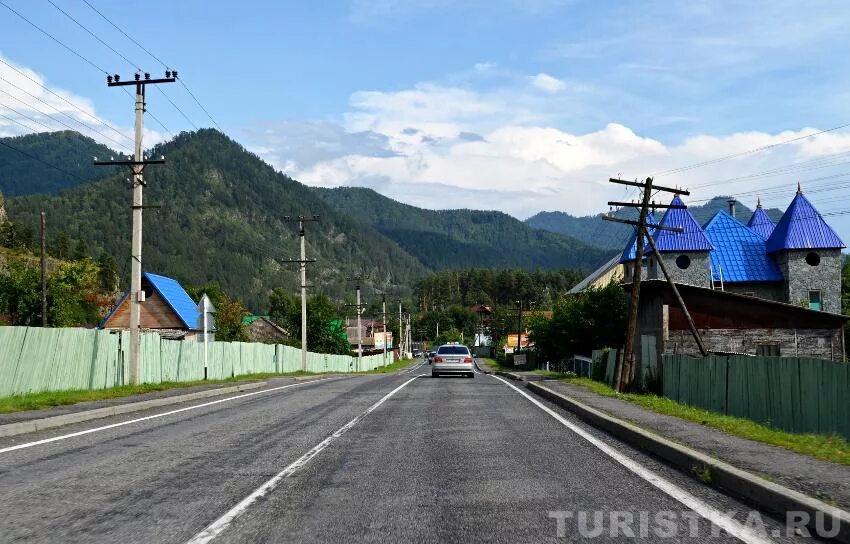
432,344,474,378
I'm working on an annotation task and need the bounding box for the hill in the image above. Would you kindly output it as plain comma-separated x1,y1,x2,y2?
6,130,428,309
314,187,609,271
526,197,785,253
0,131,116,197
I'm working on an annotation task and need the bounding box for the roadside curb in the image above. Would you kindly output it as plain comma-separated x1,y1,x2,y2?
494,370,524,380
0,381,270,439
526,381,850,543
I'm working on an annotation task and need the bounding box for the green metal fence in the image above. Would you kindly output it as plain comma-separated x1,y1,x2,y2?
663,354,850,440
0,326,387,397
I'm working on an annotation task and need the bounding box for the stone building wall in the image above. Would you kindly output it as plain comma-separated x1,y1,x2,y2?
774,249,842,314
723,282,784,302
664,327,845,361
646,251,711,288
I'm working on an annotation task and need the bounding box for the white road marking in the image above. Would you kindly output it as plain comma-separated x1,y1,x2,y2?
0,378,339,454
492,376,775,544
404,360,426,373
185,375,420,544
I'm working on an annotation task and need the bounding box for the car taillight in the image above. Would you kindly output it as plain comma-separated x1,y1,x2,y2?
464,357,473,362
434,357,443,363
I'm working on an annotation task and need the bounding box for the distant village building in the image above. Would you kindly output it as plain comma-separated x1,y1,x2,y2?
100,272,205,340
621,187,847,363
242,315,288,344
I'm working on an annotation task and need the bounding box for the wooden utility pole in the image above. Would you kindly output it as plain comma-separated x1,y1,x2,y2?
603,177,689,392
40,211,47,327
284,215,319,372
95,71,175,385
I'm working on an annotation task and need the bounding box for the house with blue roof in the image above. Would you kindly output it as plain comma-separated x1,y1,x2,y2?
620,188,847,364
101,272,204,340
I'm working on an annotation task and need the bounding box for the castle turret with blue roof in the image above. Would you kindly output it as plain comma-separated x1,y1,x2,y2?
765,186,846,313
746,199,775,240
644,195,713,287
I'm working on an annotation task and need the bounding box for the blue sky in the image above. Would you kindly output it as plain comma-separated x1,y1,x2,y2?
2,0,850,243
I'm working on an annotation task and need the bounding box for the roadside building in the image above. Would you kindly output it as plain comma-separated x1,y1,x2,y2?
622,187,847,367
100,272,203,340
242,315,288,344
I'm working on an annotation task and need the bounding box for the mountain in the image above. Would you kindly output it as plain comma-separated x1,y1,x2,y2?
526,197,785,253
6,130,428,309
314,187,609,271
0,131,116,197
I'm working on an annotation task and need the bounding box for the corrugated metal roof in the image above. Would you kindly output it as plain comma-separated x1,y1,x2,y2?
618,212,657,263
570,253,621,293
143,272,202,330
703,210,783,283
746,204,775,240
766,190,846,252
648,196,714,252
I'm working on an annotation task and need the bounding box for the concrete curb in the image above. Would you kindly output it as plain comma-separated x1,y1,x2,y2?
0,381,269,439
494,370,524,381
526,381,850,543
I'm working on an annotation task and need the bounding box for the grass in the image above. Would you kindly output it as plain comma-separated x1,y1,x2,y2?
558,376,850,467
0,359,422,414
476,357,513,372
0,371,314,414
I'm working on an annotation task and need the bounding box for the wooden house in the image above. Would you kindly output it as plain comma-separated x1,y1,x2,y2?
100,272,203,340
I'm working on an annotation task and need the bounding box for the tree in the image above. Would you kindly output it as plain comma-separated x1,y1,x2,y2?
186,282,247,342
52,231,69,259
73,239,88,260
268,287,296,329
97,252,119,293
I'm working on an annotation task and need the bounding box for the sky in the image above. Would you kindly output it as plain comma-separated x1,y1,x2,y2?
2,0,850,243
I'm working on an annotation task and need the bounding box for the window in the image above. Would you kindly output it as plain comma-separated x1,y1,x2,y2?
805,252,820,266
142,286,154,299
436,346,471,355
808,290,822,311
675,255,691,270
756,344,780,357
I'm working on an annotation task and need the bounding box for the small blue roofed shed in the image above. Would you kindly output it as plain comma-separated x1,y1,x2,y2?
703,210,783,283
101,272,202,339
647,196,713,252
746,200,776,240
766,188,846,253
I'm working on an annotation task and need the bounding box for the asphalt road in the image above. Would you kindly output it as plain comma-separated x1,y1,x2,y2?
0,362,821,543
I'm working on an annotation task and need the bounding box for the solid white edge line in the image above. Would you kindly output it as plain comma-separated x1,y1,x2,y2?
491,376,775,544
0,378,339,454
184,375,421,544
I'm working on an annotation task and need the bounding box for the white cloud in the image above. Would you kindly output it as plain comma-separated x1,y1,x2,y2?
0,55,163,153
245,72,850,246
530,73,566,93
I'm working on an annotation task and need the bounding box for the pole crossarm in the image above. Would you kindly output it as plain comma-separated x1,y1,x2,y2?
107,76,176,87
602,215,684,233
94,159,165,166
608,177,690,195
607,201,686,209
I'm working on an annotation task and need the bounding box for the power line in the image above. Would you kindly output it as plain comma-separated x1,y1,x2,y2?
0,75,132,152
81,0,223,130
0,0,109,74
655,123,850,177
0,57,135,146
44,0,196,134
0,102,55,132
46,0,142,71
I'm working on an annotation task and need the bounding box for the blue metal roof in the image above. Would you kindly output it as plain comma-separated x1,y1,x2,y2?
703,211,783,283
648,196,714,252
618,212,657,263
746,204,775,240
144,272,202,330
766,190,846,253
99,272,201,330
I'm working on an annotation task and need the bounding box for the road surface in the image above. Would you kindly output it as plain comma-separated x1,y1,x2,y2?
0,362,817,543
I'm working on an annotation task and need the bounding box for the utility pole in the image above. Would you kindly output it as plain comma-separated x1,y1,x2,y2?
346,274,367,371
603,177,690,392
95,70,175,386
40,211,47,327
397,299,403,356
284,215,319,372
381,293,387,366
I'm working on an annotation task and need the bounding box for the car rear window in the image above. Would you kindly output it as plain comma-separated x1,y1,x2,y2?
437,346,470,355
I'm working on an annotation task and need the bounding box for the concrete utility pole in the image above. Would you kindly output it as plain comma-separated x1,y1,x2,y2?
397,299,403,356
346,274,367,371
284,215,319,372
381,293,388,367
40,211,46,327
96,71,175,385
603,177,690,392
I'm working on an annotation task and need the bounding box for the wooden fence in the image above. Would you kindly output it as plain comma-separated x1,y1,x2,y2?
663,354,850,440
